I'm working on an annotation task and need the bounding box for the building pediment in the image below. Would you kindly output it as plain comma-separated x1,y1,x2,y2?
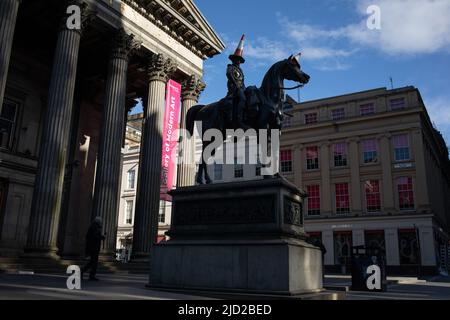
126,0,225,58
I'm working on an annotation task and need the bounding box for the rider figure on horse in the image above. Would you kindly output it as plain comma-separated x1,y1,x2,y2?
226,34,250,130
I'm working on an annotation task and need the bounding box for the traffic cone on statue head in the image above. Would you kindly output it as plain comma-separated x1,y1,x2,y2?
229,34,246,64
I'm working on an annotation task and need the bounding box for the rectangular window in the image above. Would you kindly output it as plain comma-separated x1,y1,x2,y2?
398,229,419,265
0,100,18,150
333,143,348,167
305,112,318,124
214,162,223,181
331,108,345,121
365,180,381,212
390,98,406,110
125,200,133,225
307,185,320,216
280,149,293,173
335,183,350,214
158,200,166,223
397,177,415,210
234,158,243,178
127,170,136,189
362,139,378,163
393,134,410,161
282,116,292,128
360,103,375,116
306,146,319,170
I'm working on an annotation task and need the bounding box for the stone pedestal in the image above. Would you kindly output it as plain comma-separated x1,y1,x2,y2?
149,177,323,296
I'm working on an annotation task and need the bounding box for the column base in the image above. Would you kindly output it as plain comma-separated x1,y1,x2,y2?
22,246,60,260
98,251,116,262
131,252,150,262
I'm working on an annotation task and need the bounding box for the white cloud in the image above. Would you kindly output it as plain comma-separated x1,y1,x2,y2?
425,97,450,128
347,0,450,55
425,96,450,145
277,0,450,58
245,38,289,61
302,47,356,60
222,0,450,72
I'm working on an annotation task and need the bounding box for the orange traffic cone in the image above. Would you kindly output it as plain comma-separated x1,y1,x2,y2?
229,34,246,64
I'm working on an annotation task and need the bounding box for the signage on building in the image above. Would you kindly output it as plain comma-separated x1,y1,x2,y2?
394,162,413,169
160,79,181,202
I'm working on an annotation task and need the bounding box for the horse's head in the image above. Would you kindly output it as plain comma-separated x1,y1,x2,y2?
283,54,310,85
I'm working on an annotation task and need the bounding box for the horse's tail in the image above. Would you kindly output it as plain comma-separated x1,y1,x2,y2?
186,104,203,136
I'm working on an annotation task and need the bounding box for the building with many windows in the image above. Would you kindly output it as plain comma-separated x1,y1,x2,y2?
280,86,450,275
116,113,172,262
0,0,223,263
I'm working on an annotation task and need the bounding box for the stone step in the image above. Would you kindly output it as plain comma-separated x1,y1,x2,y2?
0,257,148,274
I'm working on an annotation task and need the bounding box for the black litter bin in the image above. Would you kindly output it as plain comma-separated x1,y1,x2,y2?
351,245,387,292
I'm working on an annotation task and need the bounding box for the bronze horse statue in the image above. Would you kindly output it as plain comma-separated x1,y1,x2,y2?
186,56,310,184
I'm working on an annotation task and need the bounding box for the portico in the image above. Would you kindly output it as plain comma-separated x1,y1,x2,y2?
0,0,224,262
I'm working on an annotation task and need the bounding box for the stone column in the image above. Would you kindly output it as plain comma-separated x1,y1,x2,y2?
25,2,95,257
320,141,332,216
293,144,303,187
91,29,140,259
348,138,362,214
132,53,177,259
0,0,21,113
379,133,395,212
176,75,205,187
411,128,430,211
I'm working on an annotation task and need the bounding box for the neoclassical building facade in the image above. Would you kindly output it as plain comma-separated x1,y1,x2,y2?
0,0,224,261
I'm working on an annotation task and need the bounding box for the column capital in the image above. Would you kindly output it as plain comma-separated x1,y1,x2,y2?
147,53,177,83
181,75,206,102
60,1,96,34
111,29,142,61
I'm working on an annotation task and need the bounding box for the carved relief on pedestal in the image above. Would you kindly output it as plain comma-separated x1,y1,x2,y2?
173,195,276,226
283,196,303,227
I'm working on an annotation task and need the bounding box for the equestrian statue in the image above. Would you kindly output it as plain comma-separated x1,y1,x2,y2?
186,34,310,184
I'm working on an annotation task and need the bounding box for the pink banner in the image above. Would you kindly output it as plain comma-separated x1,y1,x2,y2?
160,79,181,201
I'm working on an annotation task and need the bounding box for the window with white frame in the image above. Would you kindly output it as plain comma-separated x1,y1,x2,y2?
158,200,166,223
125,200,133,225
280,149,293,173
331,108,345,120
393,134,410,161
127,170,136,189
390,98,406,110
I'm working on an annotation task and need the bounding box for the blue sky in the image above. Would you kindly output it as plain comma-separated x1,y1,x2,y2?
191,0,450,145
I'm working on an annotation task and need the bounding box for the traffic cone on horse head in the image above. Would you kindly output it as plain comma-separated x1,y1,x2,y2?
229,34,245,64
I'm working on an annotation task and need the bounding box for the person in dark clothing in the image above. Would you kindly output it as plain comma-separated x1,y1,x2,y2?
82,217,105,281
226,34,249,130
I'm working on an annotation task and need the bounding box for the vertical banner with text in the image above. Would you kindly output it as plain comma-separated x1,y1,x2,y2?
160,79,181,202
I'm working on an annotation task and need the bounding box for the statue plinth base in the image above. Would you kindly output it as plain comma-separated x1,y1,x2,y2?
149,177,324,296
